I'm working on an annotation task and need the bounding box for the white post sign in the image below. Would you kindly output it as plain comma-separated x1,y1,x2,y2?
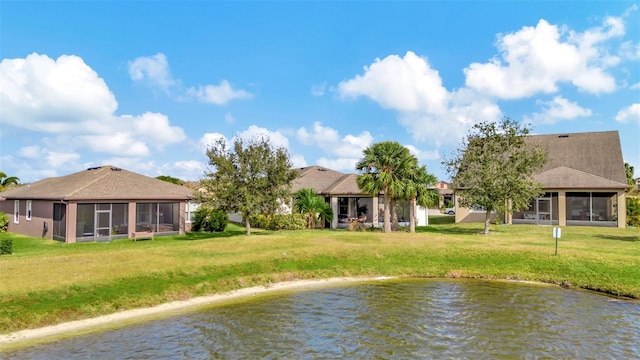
553,227,561,255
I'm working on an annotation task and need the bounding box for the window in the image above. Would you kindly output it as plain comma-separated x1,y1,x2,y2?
14,200,19,224
185,202,199,223
26,200,32,221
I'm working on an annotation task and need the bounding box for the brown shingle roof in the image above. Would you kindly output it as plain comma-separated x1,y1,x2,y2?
526,130,628,189
0,166,194,201
292,166,368,195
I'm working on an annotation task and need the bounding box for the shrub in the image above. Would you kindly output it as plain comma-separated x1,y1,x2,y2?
192,207,228,232
0,212,8,233
249,213,306,231
627,198,640,227
0,238,12,255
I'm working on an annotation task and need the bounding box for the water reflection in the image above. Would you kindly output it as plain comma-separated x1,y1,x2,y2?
5,279,640,359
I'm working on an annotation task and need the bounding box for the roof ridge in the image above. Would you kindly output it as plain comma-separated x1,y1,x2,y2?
326,173,357,193
66,167,111,198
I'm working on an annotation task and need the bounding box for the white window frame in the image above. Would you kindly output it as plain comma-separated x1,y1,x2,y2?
14,200,19,224
26,200,32,221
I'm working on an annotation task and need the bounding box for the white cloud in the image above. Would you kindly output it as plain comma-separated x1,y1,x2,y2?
338,51,448,113
79,132,151,157
128,53,174,91
236,125,290,150
337,52,502,146
296,121,373,158
311,82,326,97
158,160,206,180
0,53,117,132
525,96,592,124
405,145,440,161
630,82,640,90
290,154,308,168
128,53,252,106
188,80,252,105
316,157,359,172
199,132,228,153
464,15,625,98
0,53,189,163
615,103,640,124
18,145,42,159
129,112,187,148
45,151,81,168
224,112,236,124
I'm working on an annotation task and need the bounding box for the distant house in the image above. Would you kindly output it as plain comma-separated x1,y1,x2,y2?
454,131,629,228
0,166,195,243
291,166,432,229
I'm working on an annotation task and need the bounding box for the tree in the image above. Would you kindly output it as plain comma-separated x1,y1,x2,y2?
356,141,417,233
399,165,439,233
156,175,185,185
443,117,548,234
625,162,635,189
200,136,298,235
0,172,20,191
294,188,333,229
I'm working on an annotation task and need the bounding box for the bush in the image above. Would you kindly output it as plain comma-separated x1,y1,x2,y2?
0,212,8,233
627,198,640,227
192,207,228,232
0,238,12,255
249,213,306,231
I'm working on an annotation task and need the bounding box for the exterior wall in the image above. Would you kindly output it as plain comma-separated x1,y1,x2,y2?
455,188,626,228
66,202,78,243
2,200,55,239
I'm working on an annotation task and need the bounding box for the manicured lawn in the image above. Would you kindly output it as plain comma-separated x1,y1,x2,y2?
0,219,638,334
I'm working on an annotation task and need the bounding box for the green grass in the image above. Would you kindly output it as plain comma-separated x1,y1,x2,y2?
0,220,638,334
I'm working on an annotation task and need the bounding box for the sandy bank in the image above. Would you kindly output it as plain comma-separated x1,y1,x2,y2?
0,277,394,350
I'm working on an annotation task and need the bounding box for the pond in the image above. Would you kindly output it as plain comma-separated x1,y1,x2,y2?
4,279,640,359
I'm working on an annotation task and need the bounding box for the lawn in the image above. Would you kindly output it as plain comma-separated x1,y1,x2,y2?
0,218,638,334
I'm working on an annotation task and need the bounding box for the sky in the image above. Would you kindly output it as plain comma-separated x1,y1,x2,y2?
1,1,639,184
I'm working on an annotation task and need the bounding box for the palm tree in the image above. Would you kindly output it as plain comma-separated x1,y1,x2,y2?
0,172,20,191
356,141,416,233
294,188,333,229
399,165,439,232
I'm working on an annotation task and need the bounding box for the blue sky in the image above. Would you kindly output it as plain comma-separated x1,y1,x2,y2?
1,1,639,183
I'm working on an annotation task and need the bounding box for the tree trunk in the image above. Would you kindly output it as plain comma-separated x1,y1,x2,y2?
391,198,398,231
409,196,416,233
483,209,491,234
383,192,391,233
245,216,251,235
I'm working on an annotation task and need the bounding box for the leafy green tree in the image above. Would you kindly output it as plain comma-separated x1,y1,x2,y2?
443,117,548,234
294,188,333,229
200,136,298,235
156,175,185,185
356,141,416,233
625,162,635,189
0,172,20,191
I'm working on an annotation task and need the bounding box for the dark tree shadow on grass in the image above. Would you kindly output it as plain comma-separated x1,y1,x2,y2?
175,228,273,241
599,235,639,242
415,226,484,235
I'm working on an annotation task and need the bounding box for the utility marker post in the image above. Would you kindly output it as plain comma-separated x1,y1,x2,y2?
553,227,561,256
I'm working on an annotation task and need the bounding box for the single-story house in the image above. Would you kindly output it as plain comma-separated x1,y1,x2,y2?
291,165,432,229
0,166,195,243
454,130,629,228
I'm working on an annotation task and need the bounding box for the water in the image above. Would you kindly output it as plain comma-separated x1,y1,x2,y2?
4,279,640,359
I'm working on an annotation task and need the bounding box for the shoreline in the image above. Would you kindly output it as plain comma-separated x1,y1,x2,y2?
0,277,392,350
1,275,635,351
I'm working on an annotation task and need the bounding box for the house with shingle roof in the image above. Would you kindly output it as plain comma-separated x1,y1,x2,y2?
0,166,195,243
292,165,432,229
454,130,629,227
